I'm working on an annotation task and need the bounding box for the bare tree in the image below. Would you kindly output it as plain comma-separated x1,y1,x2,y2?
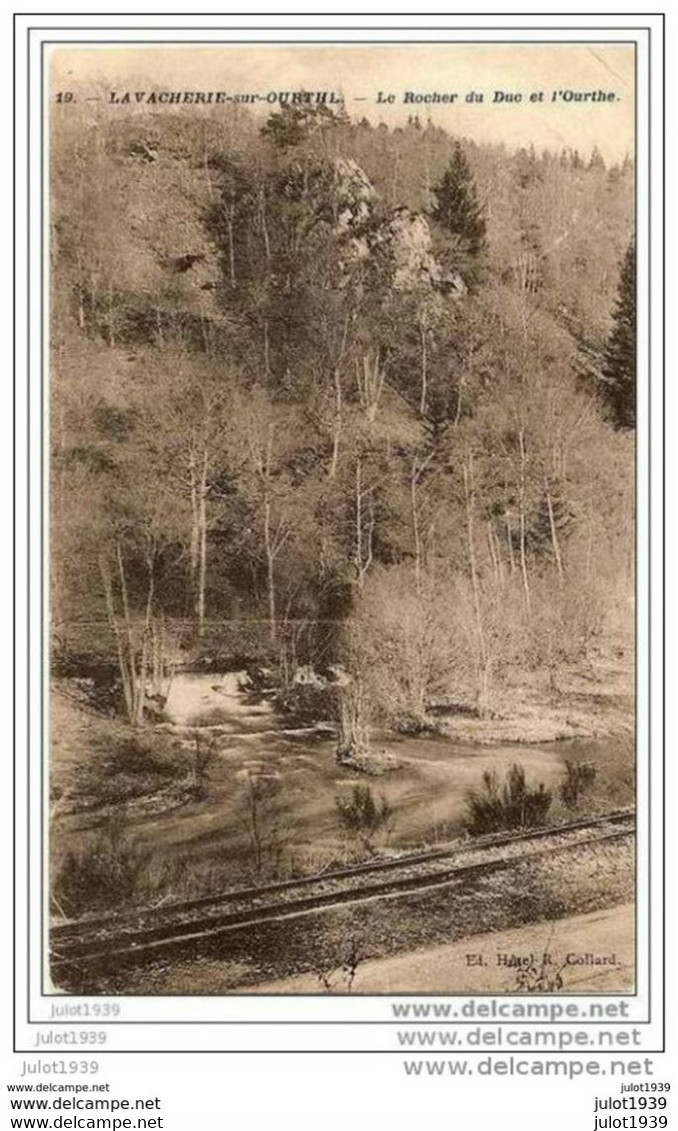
462,455,492,717
237,771,285,881
353,457,375,592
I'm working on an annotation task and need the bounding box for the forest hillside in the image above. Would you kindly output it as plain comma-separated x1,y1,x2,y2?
50,102,635,738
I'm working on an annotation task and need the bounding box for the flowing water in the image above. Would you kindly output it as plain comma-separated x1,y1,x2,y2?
154,672,629,855
164,671,277,733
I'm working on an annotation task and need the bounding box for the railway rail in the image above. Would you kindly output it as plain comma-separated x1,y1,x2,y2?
51,809,634,978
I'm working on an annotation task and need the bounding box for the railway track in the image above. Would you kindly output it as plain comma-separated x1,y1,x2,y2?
51,810,634,977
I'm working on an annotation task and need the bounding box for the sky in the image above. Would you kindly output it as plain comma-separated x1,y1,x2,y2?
50,43,635,163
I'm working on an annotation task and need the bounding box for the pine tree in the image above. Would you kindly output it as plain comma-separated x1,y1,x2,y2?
602,237,636,429
588,145,606,172
429,143,487,257
261,102,344,148
421,382,453,466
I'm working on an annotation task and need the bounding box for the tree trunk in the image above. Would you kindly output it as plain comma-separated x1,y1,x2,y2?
107,282,116,348
196,450,208,635
259,186,271,262
75,251,86,329
518,429,531,614
585,495,594,583
354,459,374,591
419,317,428,416
410,454,433,593
357,352,384,424
337,678,371,763
504,507,516,575
189,445,199,578
116,542,143,723
545,480,565,584
227,204,236,288
389,145,400,207
328,366,342,478
463,458,491,718
203,141,214,200
263,318,271,379
454,377,464,428
99,555,134,722
263,499,277,642
135,551,155,726
486,519,501,584
355,460,363,590
411,471,422,593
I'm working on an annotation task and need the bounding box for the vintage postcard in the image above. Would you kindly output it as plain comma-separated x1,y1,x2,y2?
45,40,639,999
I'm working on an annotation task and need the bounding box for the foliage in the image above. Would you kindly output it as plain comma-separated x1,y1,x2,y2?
464,763,552,835
275,680,338,725
50,101,634,725
261,102,347,148
335,784,393,852
560,759,597,810
188,730,219,798
52,817,152,918
601,237,636,429
51,726,191,817
430,142,487,258
237,771,285,880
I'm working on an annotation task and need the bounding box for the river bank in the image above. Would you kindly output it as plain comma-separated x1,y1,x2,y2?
49,657,634,922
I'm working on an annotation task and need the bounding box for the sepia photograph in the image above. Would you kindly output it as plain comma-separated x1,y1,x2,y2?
47,42,636,997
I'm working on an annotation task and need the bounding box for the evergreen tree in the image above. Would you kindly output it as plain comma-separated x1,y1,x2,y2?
588,145,606,172
429,142,487,257
261,102,344,148
602,237,636,429
421,381,453,467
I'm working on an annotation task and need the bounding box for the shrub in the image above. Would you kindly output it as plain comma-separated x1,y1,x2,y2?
335,785,393,853
186,730,219,799
237,771,285,880
336,679,372,765
275,682,338,724
464,763,552,836
51,817,152,919
106,736,179,780
560,759,597,809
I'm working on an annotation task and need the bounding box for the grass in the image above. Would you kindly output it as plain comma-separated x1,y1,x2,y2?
52,817,153,918
464,763,553,835
50,681,635,922
50,691,194,817
56,836,634,994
